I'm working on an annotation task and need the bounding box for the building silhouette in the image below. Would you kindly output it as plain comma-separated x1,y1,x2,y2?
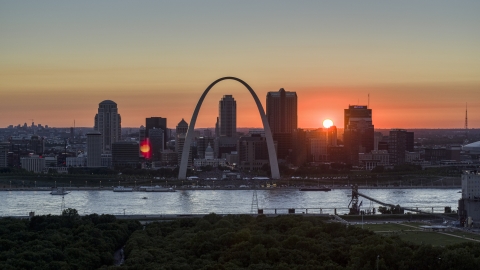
219,95,236,137
0,142,9,168
176,119,191,167
94,100,121,153
86,132,102,167
112,141,139,168
266,88,297,160
343,105,374,165
388,129,414,165
145,117,168,148
238,134,274,171
149,128,164,161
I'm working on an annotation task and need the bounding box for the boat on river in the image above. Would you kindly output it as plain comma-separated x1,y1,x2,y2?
50,188,70,195
113,186,133,192
145,185,176,192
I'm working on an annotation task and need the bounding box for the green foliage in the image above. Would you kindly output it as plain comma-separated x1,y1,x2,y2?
118,215,480,269
0,212,141,269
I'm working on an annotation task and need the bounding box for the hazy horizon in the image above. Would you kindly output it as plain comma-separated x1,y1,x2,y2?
1,1,479,129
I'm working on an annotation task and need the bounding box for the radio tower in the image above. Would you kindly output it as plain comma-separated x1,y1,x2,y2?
464,103,469,145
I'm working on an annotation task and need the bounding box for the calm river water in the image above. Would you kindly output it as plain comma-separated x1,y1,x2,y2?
0,188,461,216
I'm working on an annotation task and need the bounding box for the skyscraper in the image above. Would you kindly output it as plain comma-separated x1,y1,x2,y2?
266,88,297,159
343,105,374,165
176,119,191,167
94,100,121,153
388,129,414,165
86,132,102,167
219,95,236,137
145,117,168,148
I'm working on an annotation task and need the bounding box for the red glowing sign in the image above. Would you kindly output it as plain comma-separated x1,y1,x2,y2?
140,139,151,159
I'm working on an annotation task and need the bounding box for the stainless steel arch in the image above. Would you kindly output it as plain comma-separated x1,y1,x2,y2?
178,77,280,180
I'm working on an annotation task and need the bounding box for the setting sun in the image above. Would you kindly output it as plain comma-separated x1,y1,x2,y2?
323,119,333,128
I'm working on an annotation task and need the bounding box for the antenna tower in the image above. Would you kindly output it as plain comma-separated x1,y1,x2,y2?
465,103,468,130
464,103,469,145
368,93,370,107
251,189,258,214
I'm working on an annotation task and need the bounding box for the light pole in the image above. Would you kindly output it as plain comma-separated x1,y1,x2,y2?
35,181,36,188
69,181,71,187
100,181,102,188
10,181,11,189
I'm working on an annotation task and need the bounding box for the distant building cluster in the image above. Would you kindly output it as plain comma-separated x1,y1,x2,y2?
1,90,480,175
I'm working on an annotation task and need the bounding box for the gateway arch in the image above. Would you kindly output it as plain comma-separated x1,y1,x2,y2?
178,77,280,180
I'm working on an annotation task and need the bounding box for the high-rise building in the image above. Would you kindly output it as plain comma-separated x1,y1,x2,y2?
266,88,297,159
176,119,188,135
86,132,102,167
374,132,384,151
94,100,121,153
176,119,191,167
219,95,236,137
305,127,337,162
343,105,374,165
112,142,139,168
0,142,9,168
149,128,164,161
238,134,273,171
388,129,415,165
145,117,168,148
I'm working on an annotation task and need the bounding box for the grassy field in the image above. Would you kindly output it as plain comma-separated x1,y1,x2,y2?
354,222,480,246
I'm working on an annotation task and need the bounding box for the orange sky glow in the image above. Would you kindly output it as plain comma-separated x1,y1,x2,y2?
1,2,479,129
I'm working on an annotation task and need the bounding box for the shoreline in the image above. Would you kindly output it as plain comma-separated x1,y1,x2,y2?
0,186,461,192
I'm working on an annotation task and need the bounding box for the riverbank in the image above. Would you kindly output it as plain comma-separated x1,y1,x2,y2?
0,185,461,192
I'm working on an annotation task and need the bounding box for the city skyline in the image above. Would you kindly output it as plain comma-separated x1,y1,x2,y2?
1,1,479,129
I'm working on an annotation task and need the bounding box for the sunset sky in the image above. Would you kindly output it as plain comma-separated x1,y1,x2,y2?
1,1,479,129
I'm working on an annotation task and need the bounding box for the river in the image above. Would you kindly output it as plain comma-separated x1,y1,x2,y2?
0,188,461,217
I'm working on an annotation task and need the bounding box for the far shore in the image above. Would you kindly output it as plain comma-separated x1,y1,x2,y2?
0,185,461,192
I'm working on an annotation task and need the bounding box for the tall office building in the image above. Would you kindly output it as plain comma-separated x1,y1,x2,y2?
86,132,102,167
219,95,236,137
149,128,164,161
176,119,191,167
343,105,374,165
237,134,272,171
94,100,121,153
0,142,9,168
266,88,297,159
145,117,168,148
388,129,414,165
112,142,139,168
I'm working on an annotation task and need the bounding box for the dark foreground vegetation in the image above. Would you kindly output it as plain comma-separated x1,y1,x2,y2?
120,214,480,270
2,213,480,269
0,209,140,269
